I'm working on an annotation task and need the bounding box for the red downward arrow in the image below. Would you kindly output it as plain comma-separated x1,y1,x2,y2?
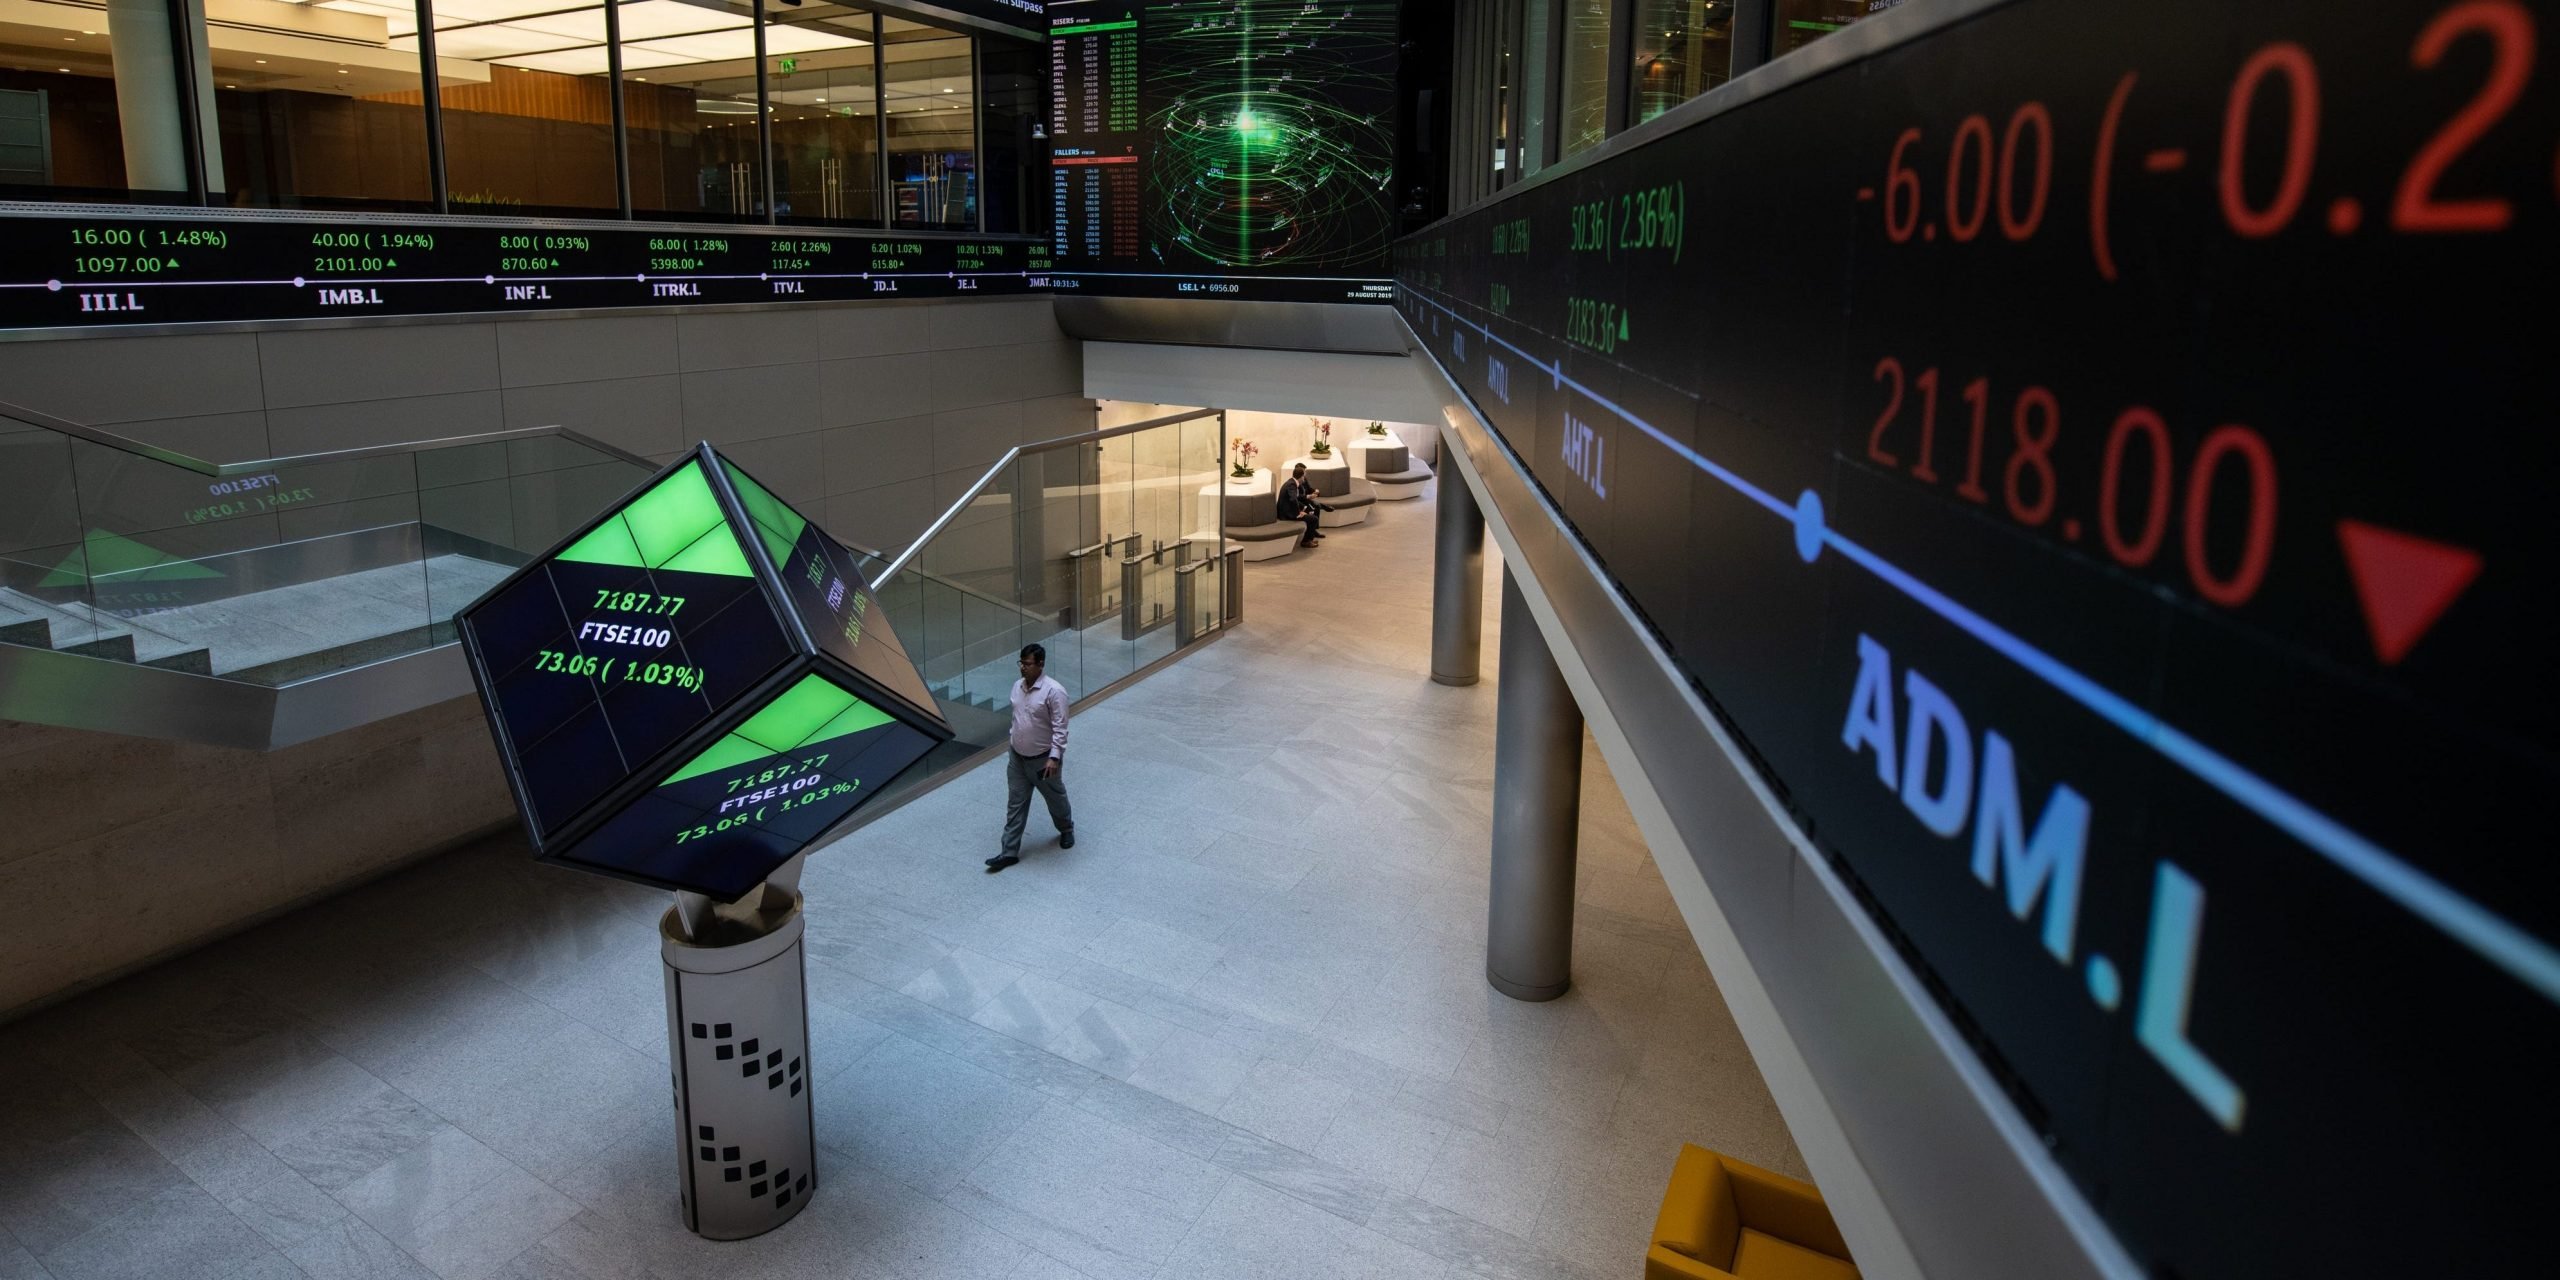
2336,519,2483,666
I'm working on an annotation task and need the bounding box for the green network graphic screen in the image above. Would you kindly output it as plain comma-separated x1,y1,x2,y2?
1049,0,1398,303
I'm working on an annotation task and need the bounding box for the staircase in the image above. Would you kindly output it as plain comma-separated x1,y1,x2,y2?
0,552,519,684
0,587,212,673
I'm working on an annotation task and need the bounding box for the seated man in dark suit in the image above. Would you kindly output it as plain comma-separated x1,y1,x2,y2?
1278,463,1331,549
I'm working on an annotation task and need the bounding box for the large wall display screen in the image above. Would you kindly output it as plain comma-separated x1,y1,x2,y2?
0,213,1051,331
1396,1,2554,1274
1048,0,1397,303
460,445,949,901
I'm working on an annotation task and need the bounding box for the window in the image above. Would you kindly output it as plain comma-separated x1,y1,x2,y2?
976,29,1043,235
0,0,438,209
0,0,1035,230
622,1,765,220
1775,0,1897,60
767,5,883,225
1557,0,1609,160
1629,0,1735,127
413,1,625,215
212,1,436,210
879,16,971,231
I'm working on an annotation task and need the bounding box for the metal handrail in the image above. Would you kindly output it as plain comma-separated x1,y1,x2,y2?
0,396,656,476
875,407,1227,585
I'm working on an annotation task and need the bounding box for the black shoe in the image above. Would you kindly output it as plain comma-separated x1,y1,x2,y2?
985,854,1020,873
1059,830,1075,849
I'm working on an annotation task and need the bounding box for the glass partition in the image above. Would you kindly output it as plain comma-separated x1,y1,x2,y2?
420,1,624,216
0,0,199,201
864,410,1226,805
0,0,1036,223
1774,0,1879,60
1629,0,1736,127
1558,0,1612,160
626,0,765,220
976,30,1042,236
881,16,972,230
771,4,884,224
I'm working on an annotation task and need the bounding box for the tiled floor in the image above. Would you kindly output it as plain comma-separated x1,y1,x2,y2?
0,481,1805,1280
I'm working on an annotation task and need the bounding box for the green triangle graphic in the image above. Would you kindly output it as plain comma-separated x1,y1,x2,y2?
734,674,856,752
661,675,892,788
811,699,893,743
43,529,224,587
556,515,646,568
658,524,753,578
659,733,772,787
620,461,727,565
723,462,808,567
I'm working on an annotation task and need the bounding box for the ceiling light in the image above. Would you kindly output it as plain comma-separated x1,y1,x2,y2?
255,58,267,63
62,36,75,41
225,83,237,88
80,29,95,35
337,69,349,74
942,87,951,92
57,67,68,72
813,96,825,102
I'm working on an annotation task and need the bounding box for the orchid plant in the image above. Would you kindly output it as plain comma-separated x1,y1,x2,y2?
1230,439,1259,478
1310,419,1333,457
1366,420,1388,437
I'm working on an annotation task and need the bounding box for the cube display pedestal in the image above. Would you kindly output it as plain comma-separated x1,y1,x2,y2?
663,885,814,1240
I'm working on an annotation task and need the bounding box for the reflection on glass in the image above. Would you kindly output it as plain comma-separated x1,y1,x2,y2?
209,0,436,209
623,1,763,220
881,17,971,230
769,5,882,224
977,31,1041,235
1489,2,1511,185
1519,0,1552,179
1558,0,1609,159
408,0,622,214
1630,0,1734,127
1774,0,1894,60
0,0,440,208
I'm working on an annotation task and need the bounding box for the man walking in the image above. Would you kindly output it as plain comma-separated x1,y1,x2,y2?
988,642,1072,873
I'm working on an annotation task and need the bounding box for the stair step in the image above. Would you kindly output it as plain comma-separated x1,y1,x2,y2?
0,586,129,654
58,632,137,663
0,598,49,648
51,599,205,669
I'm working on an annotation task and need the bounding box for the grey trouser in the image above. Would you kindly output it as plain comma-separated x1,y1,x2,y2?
1000,750,1072,856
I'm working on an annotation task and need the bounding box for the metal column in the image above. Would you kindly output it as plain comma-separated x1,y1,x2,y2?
1485,568,1582,1002
1431,469,1485,685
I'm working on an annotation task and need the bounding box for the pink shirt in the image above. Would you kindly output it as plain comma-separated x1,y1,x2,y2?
1008,674,1069,759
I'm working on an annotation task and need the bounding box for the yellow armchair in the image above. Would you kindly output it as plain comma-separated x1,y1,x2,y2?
1646,1144,1859,1280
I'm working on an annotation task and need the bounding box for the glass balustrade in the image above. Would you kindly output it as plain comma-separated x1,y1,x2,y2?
1,399,1232,822
0,403,657,684
861,407,1230,807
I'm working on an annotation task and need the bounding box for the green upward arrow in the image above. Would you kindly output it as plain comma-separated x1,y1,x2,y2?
1618,311,1631,341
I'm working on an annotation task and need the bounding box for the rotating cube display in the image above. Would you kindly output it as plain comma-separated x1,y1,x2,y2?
458,444,950,902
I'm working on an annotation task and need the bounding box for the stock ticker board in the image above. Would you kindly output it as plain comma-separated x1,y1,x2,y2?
1397,1,2554,1275
0,214,1053,329
458,445,950,902
1048,0,1398,303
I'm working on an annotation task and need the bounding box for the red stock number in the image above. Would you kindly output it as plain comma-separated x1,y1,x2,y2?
2217,1,2536,240
1866,356,2279,608
1882,102,2054,245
